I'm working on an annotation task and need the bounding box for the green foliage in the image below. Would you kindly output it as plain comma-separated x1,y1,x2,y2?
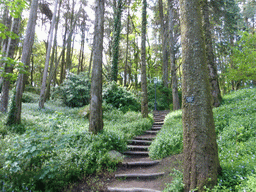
102,82,140,113
147,81,177,110
22,92,39,103
152,88,256,191
212,88,256,191
0,102,153,191
227,32,256,83
149,110,183,159
52,72,91,107
163,169,184,192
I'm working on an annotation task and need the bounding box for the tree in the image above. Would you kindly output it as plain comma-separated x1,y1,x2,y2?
89,0,105,134
6,0,38,125
39,0,58,109
179,0,221,190
111,0,123,82
168,0,180,110
202,0,222,107
158,0,169,88
0,17,21,113
141,0,148,117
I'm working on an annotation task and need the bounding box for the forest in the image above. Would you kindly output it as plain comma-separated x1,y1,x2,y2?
0,0,256,191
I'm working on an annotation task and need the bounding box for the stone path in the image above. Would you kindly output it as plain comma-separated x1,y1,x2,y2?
107,111,170,192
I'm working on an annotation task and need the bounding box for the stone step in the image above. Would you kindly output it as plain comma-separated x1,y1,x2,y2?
145,130,159,134
128,140,152,145
153,122,164,125
122,160,160,167
108,187,161,192
115,172,165,179
123,151,149,156
151,127,161,131
127,145,149,150
135,135,156,140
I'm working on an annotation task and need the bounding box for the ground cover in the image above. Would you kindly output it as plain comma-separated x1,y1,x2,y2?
149,88,256,191
0,100,153,192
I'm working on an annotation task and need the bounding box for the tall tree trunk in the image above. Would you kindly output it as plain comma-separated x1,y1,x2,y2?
0,6,11,93
202,0,222,107
168,0,180,110
111,0,123,81
89,0,105,134
39,0,58,109
0,17,21,113
158,0,169,88
179,0,221,190
31,52,34,86
124,0,130,86
45,0,62,100
66,0,75,71
60,16,68,84
6,0,38,125
88,47,93,78
141,0,148,117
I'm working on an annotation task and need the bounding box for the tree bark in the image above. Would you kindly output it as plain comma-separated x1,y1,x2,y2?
179,0,221,190
202,0,222,107
6,0,38,125
111,0,123,81
39,0,58,109
0,17,21,113
124,0,131,86
168,0,180,110
89,0,105,134
141,0,148,117
158,0,169,88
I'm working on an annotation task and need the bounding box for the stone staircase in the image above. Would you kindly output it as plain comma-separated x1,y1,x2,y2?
107,111,169,192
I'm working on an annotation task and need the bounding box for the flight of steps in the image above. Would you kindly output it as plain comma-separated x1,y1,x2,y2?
107,110,169,192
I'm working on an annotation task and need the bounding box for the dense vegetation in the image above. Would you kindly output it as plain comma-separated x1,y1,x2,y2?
150,88,256,191
0,101,153,191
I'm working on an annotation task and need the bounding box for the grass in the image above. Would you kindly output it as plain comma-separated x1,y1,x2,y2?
0,100,153,192
150,88,256,191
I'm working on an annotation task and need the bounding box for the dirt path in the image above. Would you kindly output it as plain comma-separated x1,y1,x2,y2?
106,111,183,192
65,111,183,192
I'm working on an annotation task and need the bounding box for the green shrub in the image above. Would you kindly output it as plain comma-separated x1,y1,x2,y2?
149,110,183,159
0,102,153,192
52,72,91,107
103,82,140,113
24,85,41,94
147,80,181,110
163,169,184,192
22,92,40,103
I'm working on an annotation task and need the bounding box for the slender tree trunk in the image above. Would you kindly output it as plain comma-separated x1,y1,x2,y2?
124,0,130,86
0,17,21,113
111,0,123,81
168,0,180,110
202,0,222,107
179,0,221,190
6,0,38,125
31,53,34,86
134,38,139,89
45,0,62,100
158,0,169,88
88,47,93,78
60,16,68,84
89,0,105,134
39,0,58,109
141,0,148,117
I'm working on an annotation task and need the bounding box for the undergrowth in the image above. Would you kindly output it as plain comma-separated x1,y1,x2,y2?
0,102,153,191
151,88,256,191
